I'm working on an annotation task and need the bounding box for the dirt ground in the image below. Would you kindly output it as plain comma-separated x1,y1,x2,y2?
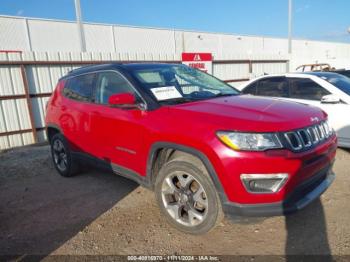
0,144,350,257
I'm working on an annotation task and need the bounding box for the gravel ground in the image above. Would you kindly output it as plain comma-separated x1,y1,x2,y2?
0,145,349,257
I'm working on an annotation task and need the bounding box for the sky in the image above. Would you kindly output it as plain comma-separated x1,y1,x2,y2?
0,0,350,43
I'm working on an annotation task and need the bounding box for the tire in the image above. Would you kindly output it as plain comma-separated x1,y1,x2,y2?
155,158,223,234
50,133,80,177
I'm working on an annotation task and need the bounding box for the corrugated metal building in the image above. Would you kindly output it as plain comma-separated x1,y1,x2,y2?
1,15,350,68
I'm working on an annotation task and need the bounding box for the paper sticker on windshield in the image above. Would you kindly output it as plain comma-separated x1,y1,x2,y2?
151,86,182,101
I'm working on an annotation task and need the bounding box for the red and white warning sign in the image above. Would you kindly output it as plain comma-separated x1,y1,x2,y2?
182,53,212,74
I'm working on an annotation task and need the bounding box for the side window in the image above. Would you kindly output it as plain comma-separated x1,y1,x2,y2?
242,82,257,95
63,73,95,102
95,72,139,105
289,78,330,101
256,77,288,97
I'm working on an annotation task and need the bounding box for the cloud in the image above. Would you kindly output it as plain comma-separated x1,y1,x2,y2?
296,4,310,13
16,9,24,16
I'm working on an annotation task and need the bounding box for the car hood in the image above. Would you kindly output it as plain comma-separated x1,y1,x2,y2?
167,95,327,132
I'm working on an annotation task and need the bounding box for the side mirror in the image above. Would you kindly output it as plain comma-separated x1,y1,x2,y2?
321,94,341,104
108,93,137,108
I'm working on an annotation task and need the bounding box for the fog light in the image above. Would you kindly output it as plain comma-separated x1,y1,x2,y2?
240,173,289,193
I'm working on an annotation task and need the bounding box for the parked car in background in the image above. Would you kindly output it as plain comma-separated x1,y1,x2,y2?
296,63,335,72
45,63,337,234
295,63,350,79
240,72,350,148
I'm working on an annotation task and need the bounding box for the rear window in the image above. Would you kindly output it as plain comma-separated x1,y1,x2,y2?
63,73,95,102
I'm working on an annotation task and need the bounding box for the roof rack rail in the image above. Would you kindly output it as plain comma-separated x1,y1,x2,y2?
67,62,125,74
67,64,99,74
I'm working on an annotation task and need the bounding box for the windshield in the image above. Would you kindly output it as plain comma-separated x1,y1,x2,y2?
131,65,240,104
321,74,350,96
336,70,350,79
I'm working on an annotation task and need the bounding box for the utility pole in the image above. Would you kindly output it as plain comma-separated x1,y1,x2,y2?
74,0,86,52
288,0,293,54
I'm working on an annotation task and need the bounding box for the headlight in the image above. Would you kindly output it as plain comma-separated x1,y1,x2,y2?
217,132,283,151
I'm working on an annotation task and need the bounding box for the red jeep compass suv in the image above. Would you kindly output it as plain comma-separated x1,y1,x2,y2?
45,63,337,234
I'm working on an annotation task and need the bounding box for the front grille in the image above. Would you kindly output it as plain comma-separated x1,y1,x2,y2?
283,121,333,151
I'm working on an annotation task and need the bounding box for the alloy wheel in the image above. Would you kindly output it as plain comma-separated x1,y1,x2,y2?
161,171,209,227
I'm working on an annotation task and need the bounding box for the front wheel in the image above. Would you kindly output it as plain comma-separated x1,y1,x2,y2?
155,159,222,234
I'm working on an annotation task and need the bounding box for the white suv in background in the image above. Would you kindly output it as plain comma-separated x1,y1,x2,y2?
239,72,350,148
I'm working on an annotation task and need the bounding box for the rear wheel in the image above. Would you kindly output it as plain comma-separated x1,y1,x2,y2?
155,158,222,234
50,133,80,177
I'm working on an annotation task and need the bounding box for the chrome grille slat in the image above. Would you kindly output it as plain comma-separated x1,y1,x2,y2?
298,129,312,147
307,127,318,144
284,121,332,151
313,125,321,142
323,122,330,137
317,125,325,140
284,132,303,150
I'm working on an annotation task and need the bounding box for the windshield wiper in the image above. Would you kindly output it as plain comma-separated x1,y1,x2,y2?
161,93,239,105
214,93,239,98
160,97,194,105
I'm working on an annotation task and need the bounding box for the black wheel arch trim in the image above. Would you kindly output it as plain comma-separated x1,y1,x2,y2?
46,123,63,142
146,142,228,203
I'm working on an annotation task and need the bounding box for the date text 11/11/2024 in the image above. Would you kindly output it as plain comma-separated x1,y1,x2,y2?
127,255,219,261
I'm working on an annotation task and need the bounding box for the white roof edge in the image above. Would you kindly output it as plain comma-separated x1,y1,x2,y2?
252,73,320,78
250,73,324,79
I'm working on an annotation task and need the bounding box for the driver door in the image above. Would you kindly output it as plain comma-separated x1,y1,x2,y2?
88,71,146,174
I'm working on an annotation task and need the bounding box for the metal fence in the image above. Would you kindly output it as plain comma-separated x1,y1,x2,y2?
0,51,288,150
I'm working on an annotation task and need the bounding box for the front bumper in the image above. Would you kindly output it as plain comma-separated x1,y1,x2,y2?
222,164,335,217
212,133,337,205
